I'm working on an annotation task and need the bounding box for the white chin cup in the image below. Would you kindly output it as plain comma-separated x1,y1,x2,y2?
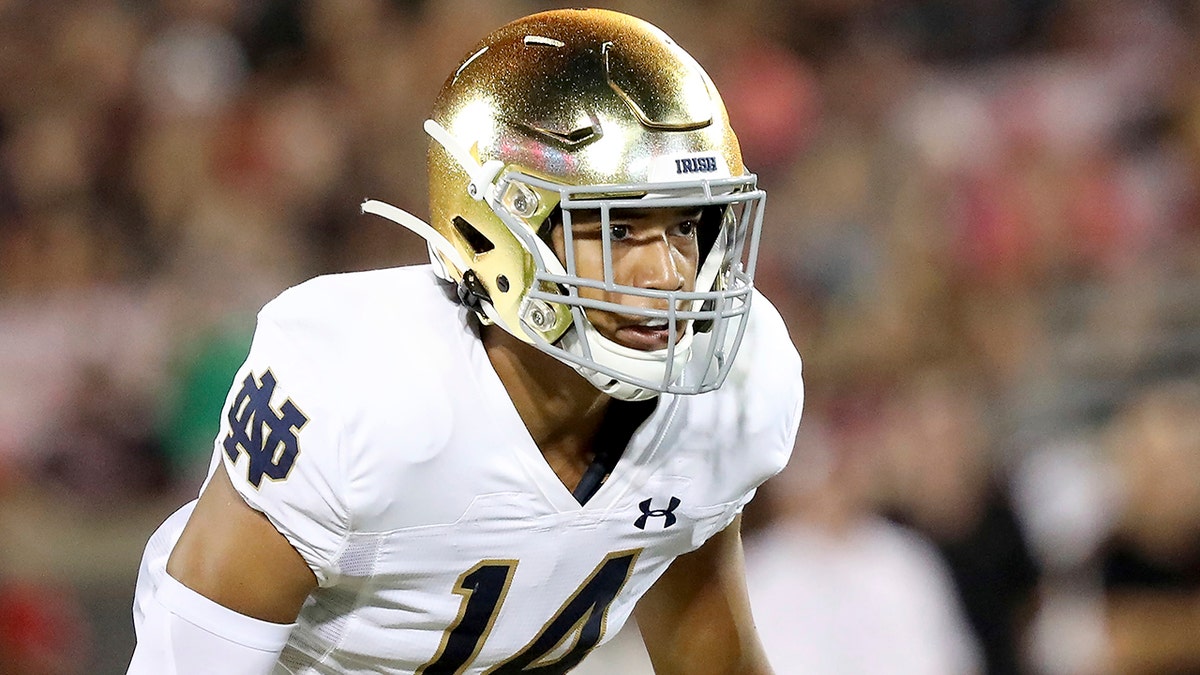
558,322,694,401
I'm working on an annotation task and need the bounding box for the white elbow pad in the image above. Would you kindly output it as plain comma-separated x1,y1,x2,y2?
128,571,295,675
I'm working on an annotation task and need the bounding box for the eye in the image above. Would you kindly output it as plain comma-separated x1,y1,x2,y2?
609,224,631,241
676,219,699,237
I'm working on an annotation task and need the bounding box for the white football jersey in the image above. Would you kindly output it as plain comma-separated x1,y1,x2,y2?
134,266,803,674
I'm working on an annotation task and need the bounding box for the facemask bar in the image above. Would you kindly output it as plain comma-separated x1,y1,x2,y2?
491,170,765,396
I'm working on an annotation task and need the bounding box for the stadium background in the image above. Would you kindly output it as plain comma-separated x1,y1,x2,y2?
1,1,1198,673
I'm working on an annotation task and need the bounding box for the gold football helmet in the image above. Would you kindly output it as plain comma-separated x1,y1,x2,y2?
363,8,766,400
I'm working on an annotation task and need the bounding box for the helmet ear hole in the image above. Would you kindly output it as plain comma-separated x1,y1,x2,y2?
453,216,495,255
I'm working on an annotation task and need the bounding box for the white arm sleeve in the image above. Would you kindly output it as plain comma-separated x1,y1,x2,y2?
127,570,295,675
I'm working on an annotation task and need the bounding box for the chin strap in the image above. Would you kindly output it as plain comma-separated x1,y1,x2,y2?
360,199,469,278
361,198,499,324
423,119,504,204
363,119,510,312
361,118,505,277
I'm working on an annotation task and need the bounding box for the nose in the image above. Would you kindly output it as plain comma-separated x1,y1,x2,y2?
624,234,686,292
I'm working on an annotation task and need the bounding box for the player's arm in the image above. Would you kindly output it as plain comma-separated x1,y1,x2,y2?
127,461,318,674
168,459,318,621
634,514,774,675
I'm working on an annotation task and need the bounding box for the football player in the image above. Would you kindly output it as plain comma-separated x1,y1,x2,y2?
128,8,803,674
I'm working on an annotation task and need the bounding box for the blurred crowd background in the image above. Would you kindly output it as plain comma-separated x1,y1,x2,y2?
0,0,1198,673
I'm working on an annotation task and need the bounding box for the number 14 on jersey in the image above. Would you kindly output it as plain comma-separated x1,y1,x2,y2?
418,550,641,674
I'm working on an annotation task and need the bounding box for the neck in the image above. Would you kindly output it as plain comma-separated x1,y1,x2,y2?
482,324,611,462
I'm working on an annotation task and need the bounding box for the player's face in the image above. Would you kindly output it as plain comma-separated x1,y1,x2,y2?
551,207,701,351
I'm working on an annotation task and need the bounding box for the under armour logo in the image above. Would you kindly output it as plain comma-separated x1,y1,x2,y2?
634,497,681,530
223,370,308,488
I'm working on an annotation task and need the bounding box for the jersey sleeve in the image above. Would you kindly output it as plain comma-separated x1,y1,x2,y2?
209,303,350,587
665,293,804,549
722,295,804,537
742,293,805,491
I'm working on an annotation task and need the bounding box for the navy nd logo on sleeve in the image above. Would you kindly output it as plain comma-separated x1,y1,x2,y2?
223,369,309,488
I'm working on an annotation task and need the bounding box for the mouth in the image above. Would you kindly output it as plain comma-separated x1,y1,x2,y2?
613,320,677,351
